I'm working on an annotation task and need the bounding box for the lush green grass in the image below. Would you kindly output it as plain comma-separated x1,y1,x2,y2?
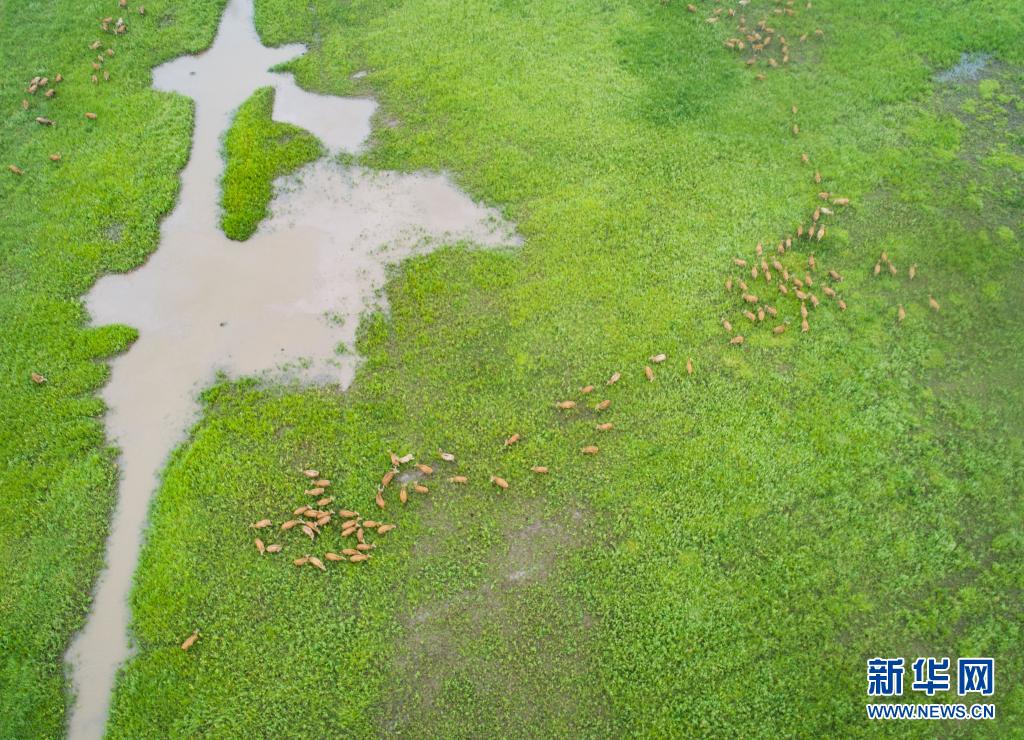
0,2,234,736
1,0,1022,737
219,86,322,240
101,0,1024,737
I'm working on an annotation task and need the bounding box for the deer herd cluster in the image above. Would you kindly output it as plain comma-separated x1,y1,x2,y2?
687,0,824,82
237,354,691,596
9,1,144,177
720,98,940,344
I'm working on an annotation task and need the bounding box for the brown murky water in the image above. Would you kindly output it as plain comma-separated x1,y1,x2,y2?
64,0,518,737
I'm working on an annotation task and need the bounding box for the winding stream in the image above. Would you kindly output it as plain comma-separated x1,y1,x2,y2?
65,0,518,736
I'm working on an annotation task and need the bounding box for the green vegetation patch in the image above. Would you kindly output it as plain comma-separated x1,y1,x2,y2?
219,86,323,240
106,0,1023,737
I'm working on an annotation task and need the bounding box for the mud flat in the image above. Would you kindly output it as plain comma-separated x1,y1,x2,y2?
64,0,518,736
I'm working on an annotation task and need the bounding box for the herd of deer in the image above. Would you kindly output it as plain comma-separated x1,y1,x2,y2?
9,2,144,177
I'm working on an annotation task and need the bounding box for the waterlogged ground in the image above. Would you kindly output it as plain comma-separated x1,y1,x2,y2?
0,0,1022,737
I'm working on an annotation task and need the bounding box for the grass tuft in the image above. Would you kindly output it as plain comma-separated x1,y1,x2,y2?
219,86,323,240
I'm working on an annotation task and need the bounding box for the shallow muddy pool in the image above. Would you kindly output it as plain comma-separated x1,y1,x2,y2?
64,0,517,736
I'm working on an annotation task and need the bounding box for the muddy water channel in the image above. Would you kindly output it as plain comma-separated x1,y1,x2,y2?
65,0,518,736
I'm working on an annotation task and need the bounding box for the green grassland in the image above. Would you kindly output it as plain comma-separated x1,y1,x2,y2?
219,86,322,240
1,0,1022,737
108,0,1024,736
